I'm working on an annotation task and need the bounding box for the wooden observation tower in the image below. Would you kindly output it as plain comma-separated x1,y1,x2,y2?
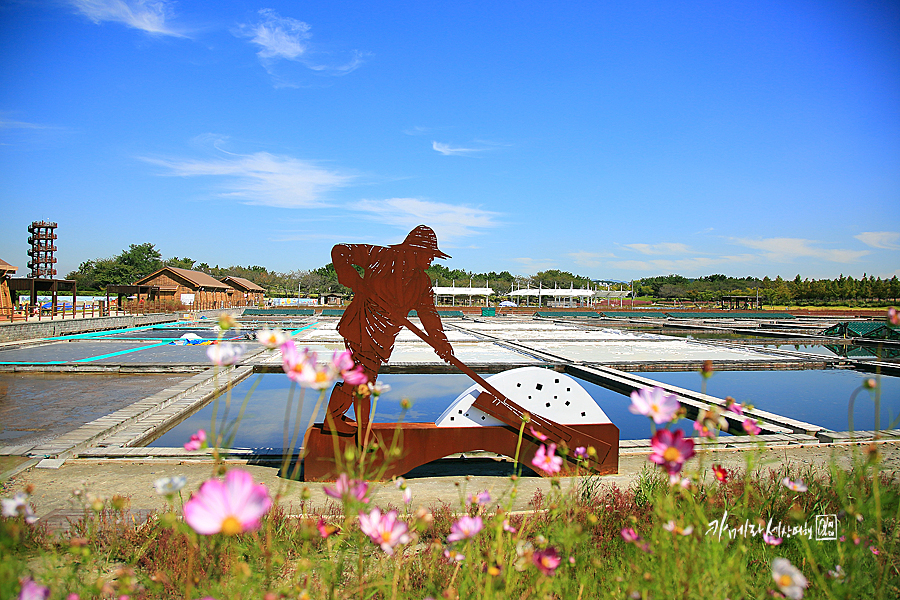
27,221,58,278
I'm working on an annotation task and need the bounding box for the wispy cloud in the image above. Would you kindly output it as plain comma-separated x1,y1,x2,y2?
569,251,615,268
0,119,50,130
404,126,444,136
143,149,354,208
0,115,74,147
70,0,186,37
352,198,501,241
855,231,900,250
732,237,870,264
237,9,364,85
513,257,557,272
623,242,694,255
432,141,485,156
606,255,756,273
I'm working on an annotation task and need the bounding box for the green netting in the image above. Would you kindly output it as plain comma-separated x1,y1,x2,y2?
534,311,601,318
821,322,900,339
601,312,668,318
321,309,345,316
665,312,794,319
242,308,315,316
407,310,465,317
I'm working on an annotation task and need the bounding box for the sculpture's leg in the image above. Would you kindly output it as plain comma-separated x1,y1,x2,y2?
323,382,356,434
322,340,383,444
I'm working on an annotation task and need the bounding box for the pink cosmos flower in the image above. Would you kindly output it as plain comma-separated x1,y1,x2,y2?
574,446,587,459
332,350,368,385
18,578,49,600
317,518,339,539
502,519,517,533
649,429,696,475
467,490,491,506
725,398,744,416
529,426,548,441
888,307,899,326
621,527,653,553
663,520,693,536
443,548,465,562
629,387,680,424
323,474,369,504
743,418,762,436
532,443,563,475
693,421,715,438
184,429,207,452
532,547,561,576
620,527,639,543
281,342,336,390
206,342,245,366
712,464,728,483
358,508,410,555
782,477,808,492
183,469,272,535
448,515,483,543
870,545,880,555
763,533,783,546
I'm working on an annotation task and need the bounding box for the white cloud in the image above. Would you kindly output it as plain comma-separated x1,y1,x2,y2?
246,8,310,60
352,198,501,241
70,0,186,37
513,257,557,272
237,9,364,83
732,237,869,264
432,141,485,156
144,150,354,208
855,231,900,250
623,242,694,255
569,251,615,268
607,255,754,273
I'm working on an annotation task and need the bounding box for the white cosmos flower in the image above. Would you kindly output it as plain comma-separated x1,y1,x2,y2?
772,557,808,600
1,492,38,524
256,328,287,349
207,342,246,365
154,476,187,496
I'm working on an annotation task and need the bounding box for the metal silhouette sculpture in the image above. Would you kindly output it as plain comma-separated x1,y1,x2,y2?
323,225,454,440
303,225,619,481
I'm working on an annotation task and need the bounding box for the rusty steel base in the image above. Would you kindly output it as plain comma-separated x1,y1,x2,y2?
302,422,619,482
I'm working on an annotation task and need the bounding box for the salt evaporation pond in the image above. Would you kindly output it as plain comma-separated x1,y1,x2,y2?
631,369,900,434
146,369,898,449
148,372,696,448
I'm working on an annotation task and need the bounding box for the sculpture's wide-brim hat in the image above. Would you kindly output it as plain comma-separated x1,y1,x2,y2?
394,225,451,259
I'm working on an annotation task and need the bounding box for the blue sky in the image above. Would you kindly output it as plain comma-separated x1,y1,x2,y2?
1,1,898,281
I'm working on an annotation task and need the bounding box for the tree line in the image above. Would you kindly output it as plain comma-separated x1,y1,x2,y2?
636,273,900,305
64,243,898,305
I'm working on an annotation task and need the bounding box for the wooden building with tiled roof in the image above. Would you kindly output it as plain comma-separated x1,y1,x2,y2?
221,276,266,307
134,267,235,310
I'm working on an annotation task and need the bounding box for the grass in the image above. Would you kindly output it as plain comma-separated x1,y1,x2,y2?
2,439,898,599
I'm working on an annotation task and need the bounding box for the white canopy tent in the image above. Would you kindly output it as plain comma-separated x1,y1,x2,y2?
508,283,633,308
432,286,494,306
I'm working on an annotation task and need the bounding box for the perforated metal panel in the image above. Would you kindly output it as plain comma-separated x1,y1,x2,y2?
435,366,611,427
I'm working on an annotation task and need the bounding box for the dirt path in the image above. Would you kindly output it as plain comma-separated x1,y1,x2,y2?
4,442,897,524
